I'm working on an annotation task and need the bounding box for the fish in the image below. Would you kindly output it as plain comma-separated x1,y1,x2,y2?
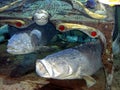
7,29,41,55
7,21,58,55
36,39,103,87
6,8,58,55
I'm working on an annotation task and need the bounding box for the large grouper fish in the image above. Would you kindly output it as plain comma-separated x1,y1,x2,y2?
36,39,104,87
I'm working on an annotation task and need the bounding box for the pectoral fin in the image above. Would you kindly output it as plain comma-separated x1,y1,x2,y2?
83,75,96,88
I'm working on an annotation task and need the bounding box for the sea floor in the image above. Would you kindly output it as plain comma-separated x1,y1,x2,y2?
0,42,120,90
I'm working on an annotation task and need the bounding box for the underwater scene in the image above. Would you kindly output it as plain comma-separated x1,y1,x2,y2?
0,0,120,90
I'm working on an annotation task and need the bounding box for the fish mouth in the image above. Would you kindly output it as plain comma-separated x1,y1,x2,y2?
36,60,53,78
7,45,31,55
7,49,22,54
7,45,21,54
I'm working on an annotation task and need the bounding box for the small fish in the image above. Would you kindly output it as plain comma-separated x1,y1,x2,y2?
7,9,57,55
86,0,96,9
7,29,42,55
7,21,58,55
36,39,103,87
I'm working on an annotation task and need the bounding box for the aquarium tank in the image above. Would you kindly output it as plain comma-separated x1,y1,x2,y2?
0,0,120,90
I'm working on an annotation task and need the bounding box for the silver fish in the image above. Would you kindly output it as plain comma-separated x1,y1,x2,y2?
36,39,103,87
7,9,57,55
7,29,42,55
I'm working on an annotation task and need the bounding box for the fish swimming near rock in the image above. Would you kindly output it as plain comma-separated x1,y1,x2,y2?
7,29,42,54
36,39,103,87
7,27,58,55
7,22,58,55
7,9,58,55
